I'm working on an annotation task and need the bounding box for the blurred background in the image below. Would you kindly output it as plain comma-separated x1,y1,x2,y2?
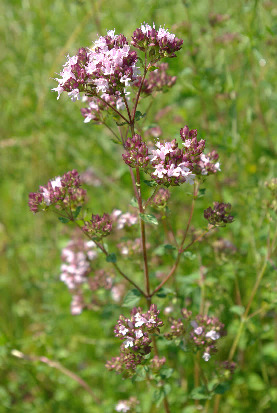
1,0,277,412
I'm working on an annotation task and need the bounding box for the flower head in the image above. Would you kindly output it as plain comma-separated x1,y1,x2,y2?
28,170,86,213
82,213,112,239
204,202,234,226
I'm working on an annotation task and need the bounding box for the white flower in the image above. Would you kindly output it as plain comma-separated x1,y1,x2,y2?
52,84,64,100
124,337,134,348
164,306,173,315
119,325,129,336
202,352,211,362
41,187,51,205
206,330,220,340
214,162,221,171
50,177,62,190
115,401,130,412
140,22,155,34
190,320,198,329
157,27,175,42
135,329,143,339
68,88,81,102
134,312,146,327
183,139,192,148
194,327,203,335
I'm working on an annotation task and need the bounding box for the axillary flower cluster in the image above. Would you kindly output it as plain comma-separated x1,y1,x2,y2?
106,305,163,377
165,309,225,362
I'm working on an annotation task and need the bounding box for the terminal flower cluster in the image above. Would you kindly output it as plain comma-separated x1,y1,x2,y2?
106,305,163,376
122,134,150,168
53,31,139,100
165,310,225,361
83,213,112,239
204,202,234,226
131,23,183,59
28,170,86,213
134,63,176,95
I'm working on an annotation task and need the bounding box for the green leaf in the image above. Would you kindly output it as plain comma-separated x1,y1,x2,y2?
106,253,117,263
111,138,122,145
143,180,157,187
73,206,82,219
156,287,174,298
134,111,146,121
160,367,174,379
154,244,176,256
58,217,70,224
148,66,158,72
190,386,211,400
140,213,158,225
213,382,230,395
130,197,139,208
116,121,128,126
122,289,142,307
163,383,171,395
134,365,147,381
183,251,196,260
152,388,164,405
247,373,265,391
198,188,206,198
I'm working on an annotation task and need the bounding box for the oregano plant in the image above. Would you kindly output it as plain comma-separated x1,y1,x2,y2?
28,23,237,413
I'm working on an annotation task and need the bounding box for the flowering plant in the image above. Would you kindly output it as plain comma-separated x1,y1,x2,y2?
28,23,237,412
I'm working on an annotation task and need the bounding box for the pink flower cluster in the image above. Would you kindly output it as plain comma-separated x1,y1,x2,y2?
60,239,113,315
106,305,163,376
82,213,112,239
204,202,234,226
28,170,86,213
122,134,150,168
53,24,183,105
53,30,139,101
165,309,225,361
133,63,176,95
111,210,138,230
60,239,97,290
131,23,183,58
150,139,196,186
60,239,97,315
149,126,220,186
150,187,170,208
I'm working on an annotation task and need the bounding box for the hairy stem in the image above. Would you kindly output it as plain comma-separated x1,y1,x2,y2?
132,52,148,121
136,166,151,297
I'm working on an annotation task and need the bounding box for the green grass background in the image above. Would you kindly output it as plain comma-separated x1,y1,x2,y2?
1,0,277,412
